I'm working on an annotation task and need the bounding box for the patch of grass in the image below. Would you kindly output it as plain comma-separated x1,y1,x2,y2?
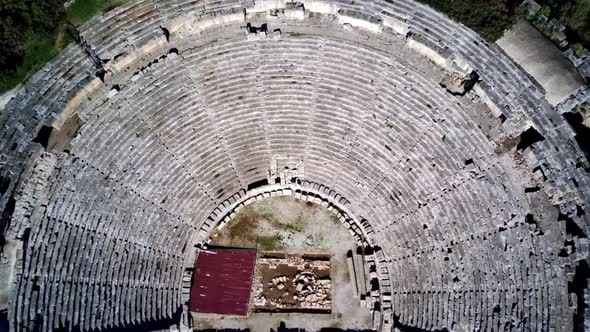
329,213,340,224
258,234,282,251
228,206,260,239
292,214,308,232
0,30,64,92
539,5,551,17
525,12,537,21
314,233,325,245
66,0,129,26
281,222,305,233
265,211,308,233
261,212,280,226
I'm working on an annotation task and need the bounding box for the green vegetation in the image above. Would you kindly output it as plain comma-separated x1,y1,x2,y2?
415,0,524,42
313,233,325,246
0,30,66,92
527,0,590,50
573,42,585,55
546,0,590,50
66,0,127,26
261,211,279,226
525,11,537,21
228,206,260,239
539,5,551,17
287,215,308,233
258,234,283,251
0,0,127,93
417,0,590,50
329,213,340,224
0,0,66,92
219,206,309,248
263,211,307,234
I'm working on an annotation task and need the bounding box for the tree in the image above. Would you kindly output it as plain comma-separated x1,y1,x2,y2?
539,0,590,50
558,0,590,30
416,0,524,42
539,5,551,17
0,0,65,91
559,0,590,48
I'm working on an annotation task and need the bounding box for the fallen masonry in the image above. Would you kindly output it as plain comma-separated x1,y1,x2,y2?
253,253,332,312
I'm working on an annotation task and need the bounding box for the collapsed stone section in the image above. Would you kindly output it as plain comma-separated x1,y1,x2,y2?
440,70,479,96
5,153,60,240
516,126,545,151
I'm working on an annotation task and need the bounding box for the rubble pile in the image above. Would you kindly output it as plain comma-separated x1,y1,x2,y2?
253,254,332,312
294,272,331,309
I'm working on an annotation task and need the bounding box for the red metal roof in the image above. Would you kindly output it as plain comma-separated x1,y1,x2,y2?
189,249,257,316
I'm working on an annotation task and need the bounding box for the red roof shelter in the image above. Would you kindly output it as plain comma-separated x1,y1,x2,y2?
189,248,257,316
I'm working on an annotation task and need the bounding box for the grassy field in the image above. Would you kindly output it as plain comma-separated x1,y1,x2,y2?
66,0,128,26
257,234,283,251
0,0,127,93
0,31,65,92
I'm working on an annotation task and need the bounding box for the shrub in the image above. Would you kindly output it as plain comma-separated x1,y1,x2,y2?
329,213,340,224
573,42,585,55
539,5,551,17
525,12,537,21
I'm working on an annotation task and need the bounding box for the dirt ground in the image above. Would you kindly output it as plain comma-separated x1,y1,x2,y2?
194,197,373,331
210,197,344,251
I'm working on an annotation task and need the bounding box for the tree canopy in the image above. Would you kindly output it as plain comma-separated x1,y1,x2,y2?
0,0,65,91
1,0,590,93
0,0,125,93
544,0,590,49
417,0,590,49
416,0,524,42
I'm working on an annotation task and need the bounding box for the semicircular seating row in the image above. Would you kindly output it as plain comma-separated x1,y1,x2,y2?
0,0,586,238
6,11,580,329
72,0,590,205
1,0,586,331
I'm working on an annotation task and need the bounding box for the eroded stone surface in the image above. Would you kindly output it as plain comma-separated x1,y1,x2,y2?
440,70,479,95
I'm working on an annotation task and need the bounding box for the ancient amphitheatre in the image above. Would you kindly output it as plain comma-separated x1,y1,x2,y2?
0,0,589,331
